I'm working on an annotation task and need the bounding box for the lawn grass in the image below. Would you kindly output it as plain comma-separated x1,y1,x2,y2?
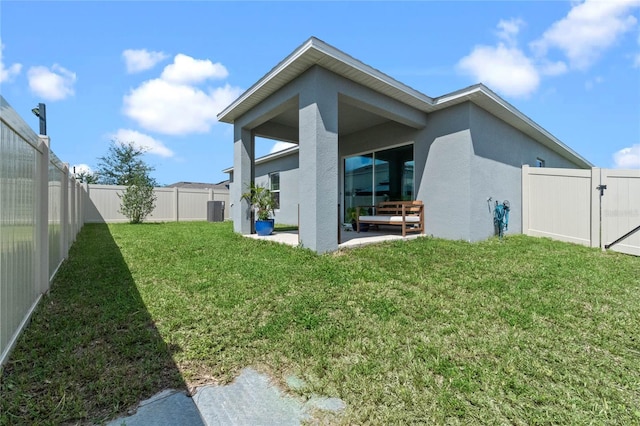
1,221,639,424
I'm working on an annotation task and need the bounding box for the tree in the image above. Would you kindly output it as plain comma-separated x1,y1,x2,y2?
74,170,99,184
96,140,156,186
97,140,157,223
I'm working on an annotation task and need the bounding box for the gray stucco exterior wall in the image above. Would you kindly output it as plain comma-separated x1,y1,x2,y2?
415,103,474,240
254,152,299,226
467,103,585,241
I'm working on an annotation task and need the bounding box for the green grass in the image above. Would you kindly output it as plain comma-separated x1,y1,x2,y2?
2,222,639,424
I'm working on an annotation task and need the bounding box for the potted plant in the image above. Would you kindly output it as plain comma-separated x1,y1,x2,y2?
346,206,368,232
241,184,277,236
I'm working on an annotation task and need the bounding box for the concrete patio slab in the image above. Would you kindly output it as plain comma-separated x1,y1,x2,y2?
194,368,307,426
106,368,345,426
107,389,204,426
243,228,425,249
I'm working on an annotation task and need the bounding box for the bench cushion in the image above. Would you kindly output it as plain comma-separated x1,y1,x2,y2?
359,215,421,223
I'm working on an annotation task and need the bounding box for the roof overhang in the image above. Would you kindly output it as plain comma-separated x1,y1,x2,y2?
218,37,592,169
222,145,299,174
217,37,434,124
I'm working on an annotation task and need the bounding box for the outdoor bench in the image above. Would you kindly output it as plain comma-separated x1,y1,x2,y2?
356,201,424,237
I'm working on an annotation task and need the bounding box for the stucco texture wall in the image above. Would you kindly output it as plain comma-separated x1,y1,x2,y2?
468,104,585,241
254,152,299,226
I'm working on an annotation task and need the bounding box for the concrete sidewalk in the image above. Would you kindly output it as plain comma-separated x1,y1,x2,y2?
107,368,345,426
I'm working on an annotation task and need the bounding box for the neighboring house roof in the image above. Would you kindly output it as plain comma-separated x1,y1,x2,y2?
218,36,592,169
167,181,229,190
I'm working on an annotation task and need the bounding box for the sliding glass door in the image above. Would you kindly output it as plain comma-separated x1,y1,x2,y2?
344,144,413,219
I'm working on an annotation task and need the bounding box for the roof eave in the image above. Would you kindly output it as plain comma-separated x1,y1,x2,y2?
218,39,591,169
217,37,435,124
222,145,300,174
431,85,593,168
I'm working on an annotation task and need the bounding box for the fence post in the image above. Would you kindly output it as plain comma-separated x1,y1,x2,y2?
521,165,530,236
174,187,179,222
61,163,70,259
591,167,601,249
36,136,51,294
82,182,88,226
69,173,76,244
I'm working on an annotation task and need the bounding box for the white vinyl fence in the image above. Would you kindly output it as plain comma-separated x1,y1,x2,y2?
85,185,230,223
522,165,640,255
1,96,86,367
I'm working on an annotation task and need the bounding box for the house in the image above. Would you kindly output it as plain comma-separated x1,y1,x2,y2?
218,37,591,253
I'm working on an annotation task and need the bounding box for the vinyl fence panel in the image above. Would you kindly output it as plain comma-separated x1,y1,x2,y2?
523,165,639,255
522,166,597,247
178,189,210,220
1,96,85,367
85,185,230,223
602,169,640,256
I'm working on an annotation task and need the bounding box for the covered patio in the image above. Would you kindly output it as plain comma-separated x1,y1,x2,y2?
217,37,428,253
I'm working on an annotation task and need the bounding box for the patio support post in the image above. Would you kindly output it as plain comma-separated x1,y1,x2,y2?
298,68,339,253
233,125,254,234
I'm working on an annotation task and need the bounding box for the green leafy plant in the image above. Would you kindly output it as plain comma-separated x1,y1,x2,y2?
346,207,358,222
97,140,158,224
118,175,157,224
241,183,277,221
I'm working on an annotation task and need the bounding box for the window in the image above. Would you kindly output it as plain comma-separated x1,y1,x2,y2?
269,172,280,209
536,158,545,167
344,144,414,218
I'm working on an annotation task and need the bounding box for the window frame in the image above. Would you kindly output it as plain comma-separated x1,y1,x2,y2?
269,172,280,210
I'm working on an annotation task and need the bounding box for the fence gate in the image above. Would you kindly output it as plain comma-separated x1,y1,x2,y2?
601,169,640,256
522,166,640,256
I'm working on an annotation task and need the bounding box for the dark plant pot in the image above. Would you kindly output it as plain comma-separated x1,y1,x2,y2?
352,220,369,232
255,219,274,236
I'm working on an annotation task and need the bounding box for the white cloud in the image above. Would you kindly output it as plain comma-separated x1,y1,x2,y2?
123,79,242,135
613,143,640,168
72,164,93,174
27,64,76,101
123,49,168,73
269,142,297,154
457,43,540,97
539,60,568,76
531,0,640,70
160,54,228,84
110,129,174,158
123,53,242,135
458,2,640,97
496,18,525,46
0,40,22,83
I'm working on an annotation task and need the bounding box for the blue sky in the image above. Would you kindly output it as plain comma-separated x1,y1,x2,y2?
2,1,639,185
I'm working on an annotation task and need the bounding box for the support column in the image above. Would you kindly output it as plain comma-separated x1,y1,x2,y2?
298,68,339,253
232,126,254,234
